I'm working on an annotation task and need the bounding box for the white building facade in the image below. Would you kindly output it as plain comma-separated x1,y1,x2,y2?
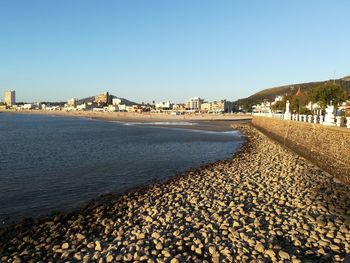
155,101,172,110
186,97,204,111
4,90,16,106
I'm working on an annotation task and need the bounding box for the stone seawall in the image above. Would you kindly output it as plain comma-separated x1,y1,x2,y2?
252,116,350,184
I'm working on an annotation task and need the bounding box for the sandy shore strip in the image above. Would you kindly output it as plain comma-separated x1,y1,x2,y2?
1,110,252,131
1,110,251,121
1,125,349,262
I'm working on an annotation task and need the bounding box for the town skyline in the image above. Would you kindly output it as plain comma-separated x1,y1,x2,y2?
2,73,349,106
1,88,235,114
1,1,350,103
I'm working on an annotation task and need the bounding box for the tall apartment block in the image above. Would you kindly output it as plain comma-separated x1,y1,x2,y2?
4,90,16,106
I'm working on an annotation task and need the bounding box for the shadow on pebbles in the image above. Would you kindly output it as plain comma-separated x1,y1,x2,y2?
0,125,349,262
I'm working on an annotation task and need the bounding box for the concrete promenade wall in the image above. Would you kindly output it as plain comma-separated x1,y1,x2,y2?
252,116,350,184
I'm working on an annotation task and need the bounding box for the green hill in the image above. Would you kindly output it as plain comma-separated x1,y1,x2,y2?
234,76,350,111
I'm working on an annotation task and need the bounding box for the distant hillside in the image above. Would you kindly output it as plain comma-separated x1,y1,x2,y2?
77,95,138,106
234,76,350,110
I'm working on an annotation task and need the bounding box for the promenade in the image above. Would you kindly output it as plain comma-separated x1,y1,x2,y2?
0,125,349,262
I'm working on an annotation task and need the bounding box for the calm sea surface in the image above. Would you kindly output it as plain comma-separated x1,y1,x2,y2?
0,113,243,224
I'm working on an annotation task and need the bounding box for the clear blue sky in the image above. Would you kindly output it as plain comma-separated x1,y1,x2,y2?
0,0,349,103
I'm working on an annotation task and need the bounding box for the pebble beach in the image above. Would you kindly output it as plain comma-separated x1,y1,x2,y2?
0,124,349,262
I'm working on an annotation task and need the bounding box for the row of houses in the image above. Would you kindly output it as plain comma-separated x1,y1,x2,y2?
154,97,233,113
2,90,234,114
64,95,233,113
252,94,350,116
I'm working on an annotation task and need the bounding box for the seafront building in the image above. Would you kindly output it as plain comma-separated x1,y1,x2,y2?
112,98,122,106
76,103,86,111
21,104,34,110
155,101,172,111
67,98,77,107
212,100,233,113
95,92,110,106
186,97,204,111
4,90,16,106
172,104,186,111
62,98,78,111
252,101,271,114
200,102,211,112
201,100,233,113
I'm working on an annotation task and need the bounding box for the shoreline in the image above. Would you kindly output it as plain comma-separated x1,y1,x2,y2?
0,110,252,132
1,124,349,262
0,112,244,226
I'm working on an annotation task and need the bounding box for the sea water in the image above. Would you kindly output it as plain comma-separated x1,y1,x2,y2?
0,113,243,224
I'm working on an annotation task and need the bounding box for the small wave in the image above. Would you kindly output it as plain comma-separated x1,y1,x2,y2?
185,129,242,136
118,121,243,138
123,122,196,126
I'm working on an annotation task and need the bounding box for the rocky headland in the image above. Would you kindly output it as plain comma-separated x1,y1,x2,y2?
0,125,349,262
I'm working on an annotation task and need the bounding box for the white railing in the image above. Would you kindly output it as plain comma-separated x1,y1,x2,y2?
253,112,350,128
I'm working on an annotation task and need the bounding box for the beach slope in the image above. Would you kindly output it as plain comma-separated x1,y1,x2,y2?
0,125,349,262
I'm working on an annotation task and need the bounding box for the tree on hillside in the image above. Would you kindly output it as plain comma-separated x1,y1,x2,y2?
272,94,308,113
307,83,348,109
241,101,253,112
271,100,285,112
